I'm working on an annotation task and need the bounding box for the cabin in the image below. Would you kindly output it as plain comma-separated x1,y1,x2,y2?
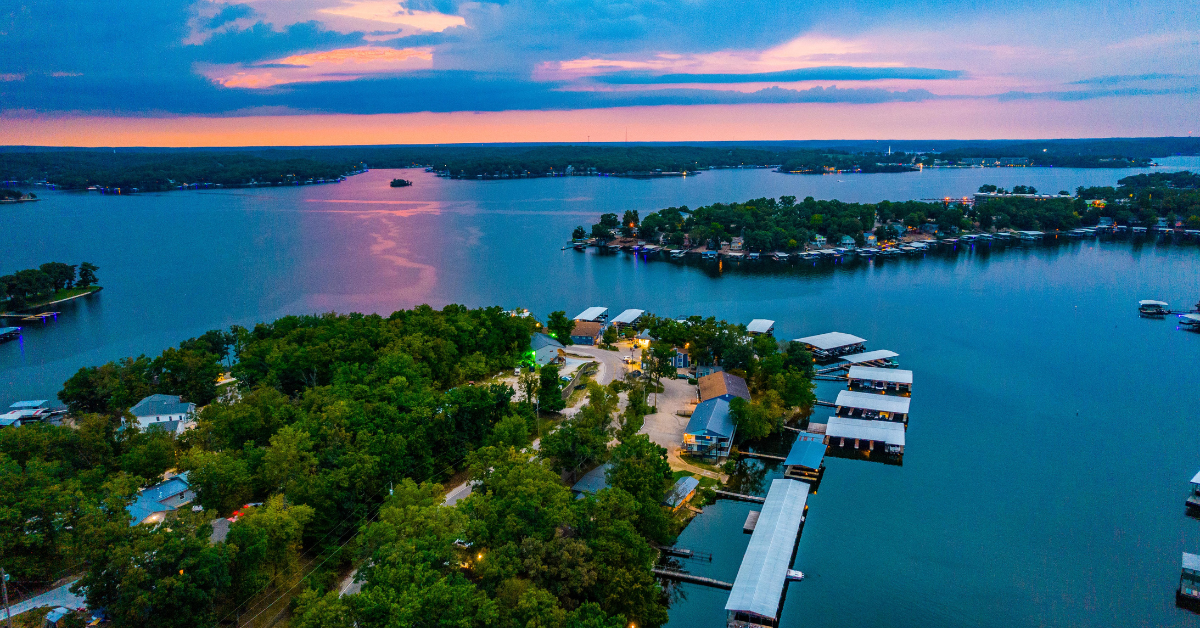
1139,300,1169,316
683,397,736,459
1183,553,1200,600
127,472,194,526
610,309,645,328
663,476,700,511
838,349,899,368
571,462,612,499
825,417,905,454
747,319,775,336
835,390,910,423
573,307,609,324
796,332,867,360
783,432,826,483
725,479,810,628
530,332,564,367
847,366,913,395
698,371,751,403
569,320,604,345
130,394,195,434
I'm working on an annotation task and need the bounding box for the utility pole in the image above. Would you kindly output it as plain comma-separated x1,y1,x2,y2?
2,567,13,628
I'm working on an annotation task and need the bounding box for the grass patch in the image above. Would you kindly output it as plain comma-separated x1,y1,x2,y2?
7,285,101,312
679,454,724,474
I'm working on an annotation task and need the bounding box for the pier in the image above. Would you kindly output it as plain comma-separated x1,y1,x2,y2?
739,451,786,462
653,568,733,590
725,479,811,627
714,490,766,504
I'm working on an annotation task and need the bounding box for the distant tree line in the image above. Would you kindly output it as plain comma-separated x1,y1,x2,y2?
1,261,98,310
0,189,35,200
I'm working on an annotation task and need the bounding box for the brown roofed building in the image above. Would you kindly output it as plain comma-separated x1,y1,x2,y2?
698,371,751,403
570,320,604,345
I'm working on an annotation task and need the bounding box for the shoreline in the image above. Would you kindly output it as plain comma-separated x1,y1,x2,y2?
1,286,102,316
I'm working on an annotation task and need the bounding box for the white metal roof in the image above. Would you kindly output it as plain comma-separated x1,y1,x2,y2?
1139,300,1168,307
826,417,906,446
835,390,911,414
610,309,645,324
725,479,810,620
747,319,775,333
1186,552,1200,572
1181,314,1200,322
795,332,866,351
839,349,899,364
1191,470,1200,485
848,366,913,385
574,307,608,321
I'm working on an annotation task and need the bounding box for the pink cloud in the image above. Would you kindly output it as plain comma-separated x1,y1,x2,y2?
199,46,433,88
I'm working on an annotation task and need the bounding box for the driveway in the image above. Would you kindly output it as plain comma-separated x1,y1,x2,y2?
561,343,630,385
7,581,85,617
638,377,727,482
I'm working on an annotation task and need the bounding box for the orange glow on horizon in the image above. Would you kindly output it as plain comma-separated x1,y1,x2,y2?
1,98,1196,148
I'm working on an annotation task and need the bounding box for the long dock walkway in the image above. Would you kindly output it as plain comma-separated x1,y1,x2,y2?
714,490,766,504
653,568,733,590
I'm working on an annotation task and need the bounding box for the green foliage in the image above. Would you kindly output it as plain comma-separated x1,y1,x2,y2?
546,311,574,345
572,226,587,240
76,262,99,287
182,448,254,515
538,364,566,412
729,393,786,441
541,384,615,481
605,435,674,544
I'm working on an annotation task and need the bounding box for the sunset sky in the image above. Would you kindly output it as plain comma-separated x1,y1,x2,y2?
2,0,1198,145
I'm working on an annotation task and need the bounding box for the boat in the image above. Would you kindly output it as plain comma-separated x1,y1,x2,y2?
0,327,20,343
670,249,686,259
1139,300,1169,316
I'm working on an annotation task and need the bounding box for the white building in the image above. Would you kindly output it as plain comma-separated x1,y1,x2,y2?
130,394,196,434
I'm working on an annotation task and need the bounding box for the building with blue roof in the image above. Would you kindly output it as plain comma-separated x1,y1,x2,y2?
126,472,194,526
783,432,827,483
683,397,736,458
570,462,613,498
130,394,195,434
663,476,700,511
530,332,565,367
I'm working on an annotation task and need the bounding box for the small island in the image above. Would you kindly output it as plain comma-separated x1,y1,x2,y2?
0,189,38,203
390,178,413,187
1,261,101,313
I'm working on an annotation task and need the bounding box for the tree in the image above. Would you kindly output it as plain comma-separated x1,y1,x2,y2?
182,449,254,515
978,184,997,193
602,325,618,346
538,364,565,412
76,262,99,287
260,426,317,495
729,392,785,441
605,435,673,543
572,225,586,240
546,311,574,345
590,223,612,241
226,495,314,589
38,262,76,291
154,346,222,406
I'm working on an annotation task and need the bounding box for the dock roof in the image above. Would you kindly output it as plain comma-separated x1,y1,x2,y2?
698,371,751,402
783,432,826,470
725,479,811,620
826,417,906,447
1186,552,1200,573
1181,313,1200,323
685,397,735,439
1191,470,1200,486
574,307,608,321
747,319,775,334
848,366,913,385
838,349,898,364
835,390,911,414
796,332,866,351
611,309,645,325
9,399,47,409
1139,300,1168,307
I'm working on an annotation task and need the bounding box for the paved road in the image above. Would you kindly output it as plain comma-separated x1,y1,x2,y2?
561,344,631,386
7,581,85,617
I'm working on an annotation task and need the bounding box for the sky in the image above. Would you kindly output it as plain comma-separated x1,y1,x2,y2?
1,0,1198,145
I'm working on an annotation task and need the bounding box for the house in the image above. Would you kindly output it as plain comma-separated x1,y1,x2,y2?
44,607,77,628
574,307,609,324
919,223,938,235
663,476,700,511
127,472,194,526
694,365,723,378
840,235,857,247
865,233,878,246
610,309,645,328
796,331,867,360
683,397,736,458
670,347,690,369
730,237,745,251
570,321,604,345
698,371,751,403
530,332,564,367
130,393,196,434
634,329,655,348
783,432,826,482
746,319,775,336
813,234,827,246
571,462,612,498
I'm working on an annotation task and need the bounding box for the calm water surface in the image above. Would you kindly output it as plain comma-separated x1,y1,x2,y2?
3,157,1200,627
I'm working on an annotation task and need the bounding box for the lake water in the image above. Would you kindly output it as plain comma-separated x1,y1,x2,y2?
4,157,1200,627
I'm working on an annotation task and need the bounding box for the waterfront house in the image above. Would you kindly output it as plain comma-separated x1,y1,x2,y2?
698,371,751,403
1182,553,1200,600
796,332,867,360
130,394,196,434
840,235,857,247
683,397,736,458
825,417,905,454
611,309,645,328
746,319,775,336
530,332,565,367
663,476,700,511
730,237,745,251
783,432,827,483
847,366,913,395
571,462,613,498
127,472,194,526
570,321,604,345
835,390,910,423
574,307,609,324
814,234,827,246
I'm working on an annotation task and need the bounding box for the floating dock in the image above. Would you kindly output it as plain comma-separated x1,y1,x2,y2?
714,490,766,504
725,479,811,627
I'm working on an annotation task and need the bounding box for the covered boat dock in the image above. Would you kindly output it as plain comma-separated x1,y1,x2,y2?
834,390,911,422
838,349,899,367
847,366,913,395
825,417,905,454
724,479,811,628
782,432,826,483
796,332,867,360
